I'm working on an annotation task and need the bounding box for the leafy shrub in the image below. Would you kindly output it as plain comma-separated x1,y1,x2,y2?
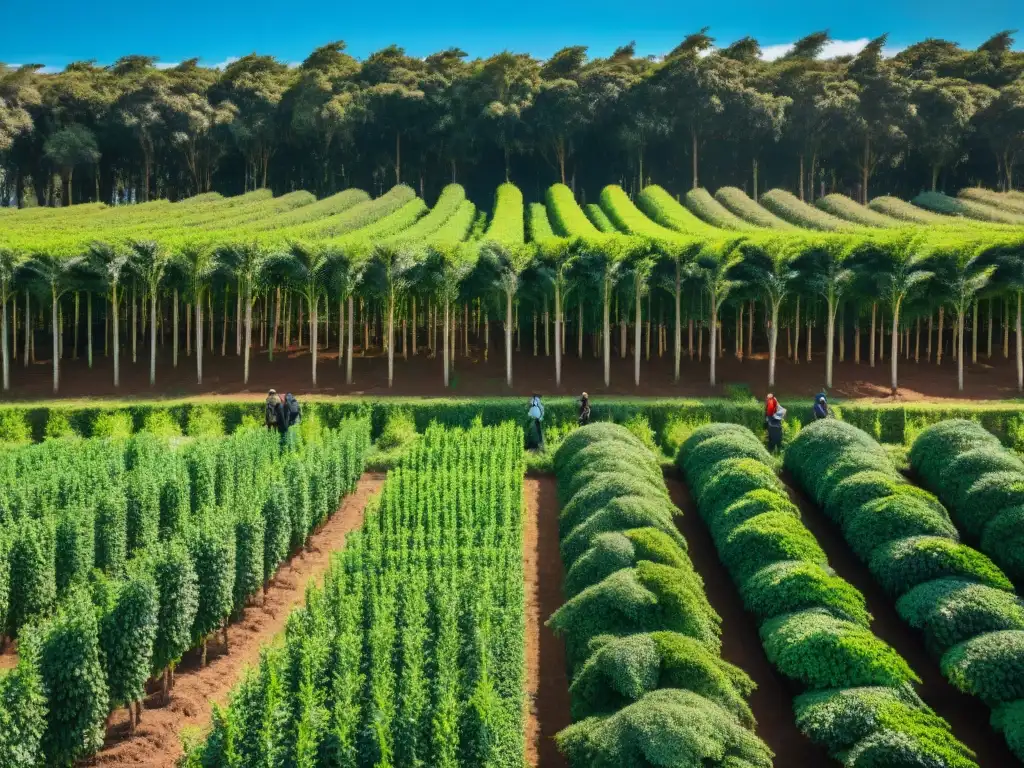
824,470,906,526
32,591,109,766
741,560,871,626
559,474,673,535
622,414,658,453
561,496,684,566
941,630,1024,705
7,520,56,637
816,193,904,227
721,511,829,585
91,410,134,439
869,536,1012,597
913,191,1024,223
678,422,751,459
635,184,717,234
568,631,755,725
43,410,78,440
957,471,1024,538
696,458,784,520
909,419,998,490
714,186,795,229
262,481,291,584
555,688,773,768
684,188,754,229
0,639,46,767
760,188,855,231
143,410,183,438
761,609,919,689
897,578,1024,656
555,422,648,469
189,522,235,649
706,488,800,545
97,575,159,710
992,699,1024,762
0,411,32,446
150,539,199,678
95,492,129,576
564,528,688,598
944,447,1024,510
785,420,892,504
842,494,958,561
186,405,225,438
795,684,966,759
868,196,948,223
233,511,265,614
376,408,417,451
54,509,94,597
662,413,711,455
845,728,978,768
980,505,1024,583
681,432,772,495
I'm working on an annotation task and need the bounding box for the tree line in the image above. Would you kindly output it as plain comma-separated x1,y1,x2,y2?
1,30,1023,210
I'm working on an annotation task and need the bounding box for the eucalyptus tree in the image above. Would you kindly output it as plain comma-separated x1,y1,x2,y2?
794,235,858,387
537,238,578,387
0,248,25,391
131,240,170,386
365,243,417,387
87,243,132,387
175,242,221,385
627,245,657,387
42,124,100,205
575,236,634,387
278,242,334,387
984,243,1024,390
732,236,799,387
111,56,169,202
929,241,996,391
481,242,535,387
424,243,475,387
221,242,269,385
24,252,87,393
474,52,541,181
696,238,744,387
325,246,366,385
530,46,592,185
853,232,934,393
0,64,39,155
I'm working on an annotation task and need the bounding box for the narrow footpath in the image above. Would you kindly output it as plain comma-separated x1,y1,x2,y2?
523,474,572,768
90,472,386,768
666,475,835,766
783,472,1019,768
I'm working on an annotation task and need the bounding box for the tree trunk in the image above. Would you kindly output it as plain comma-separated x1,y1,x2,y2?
768,300,779,387
972,299,978,364
987,297,993,358
958,308,965,391
709,293,718,386
72,292,79,360
793,296,801,364
937,307,944,365
890,302,901,394
388,293,395,387
236,289,242,356
915,317,920,363
603,279,611,387
149,289,157,386
443,298,450,388
172,289,178,368
131,284,137,364
87,292,93,369
869,303,876,367
578,301,583,358
825,295,836,388
51,288,59,393
861,136,871,204
112,285,120,388
310,295,318,387
1005,297,1011,358
555,281,562,387
346,296,354,385
0,292,7,391
196,298,203,385
674,263,681,382
691,128,699,189
411,296,417,356
505,290,513,387
634,280,642,387
23,291,29,368
1017,291,1023,392
798,153,805,202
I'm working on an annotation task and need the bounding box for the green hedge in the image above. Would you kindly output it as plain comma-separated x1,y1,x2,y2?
550,423,770,766
676,423,971,763
790,418,1024,758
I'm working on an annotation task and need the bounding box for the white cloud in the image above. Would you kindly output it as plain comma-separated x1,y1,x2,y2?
38,65,61,74
758,38,904,62
208,56,239,70
154,61,180,70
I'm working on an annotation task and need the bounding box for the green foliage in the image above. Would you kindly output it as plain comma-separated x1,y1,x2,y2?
564,528,688,598
992,699,1024,762
684,188,754,230
376,408,417,451
714,187,795,229
980,505,1024,584
816,193,904,227
760,188,856,231
720,511,828,585
151,539,199,675
43,410,77,440
233,511,265,614
142,410,183,438
0,640,46,768
98,575,159,708
869,536,1013,598
262,481,291,584
91,410,134,439
942,630,1024,705
190,521,236,645
761,609,919,689
7,520,55,637
186,406,226,438
841,494,958,561
0,412,32,446
54,509,94,597
707,489,800,545
868,196,948,223
635,185,717,235
32,591,109,766
95,492,129,576
555,688,774,768
621,414,658,453
741,560,871,627
913,191,1024,224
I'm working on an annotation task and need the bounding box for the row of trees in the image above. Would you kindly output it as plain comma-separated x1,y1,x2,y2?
2,225,1023,397
2,30,1023,209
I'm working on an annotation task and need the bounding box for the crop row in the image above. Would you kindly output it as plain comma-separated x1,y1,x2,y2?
678,423,975,766
549,423,773,767
0,417,371,766
912,191,1024,225
545,183,601,238
482,182,525,245
598,184,689,242
759,188,856,232
684,188,755,230
815,193,904,228
786,419,1024,761
187,421,526,767
960,188,1024,216
910,419,1024,588
635,184,718,235
714,187,795,230
528,201,556,241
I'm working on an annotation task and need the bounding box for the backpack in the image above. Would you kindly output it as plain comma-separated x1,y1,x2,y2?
287,395,301,424
265,400,278,425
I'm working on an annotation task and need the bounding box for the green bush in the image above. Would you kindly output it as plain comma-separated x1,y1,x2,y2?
761,608,919,689
869,536,1013,597
824,471,906,526
897,578,1024,656
721,511,829,586
560,496,685,566
7,520,56,637
944,447,1024,510
554,422,648,472
992,699,1024,762
555,688,773,768
706,488,800,545
795,684,970,763
189,522,235,650
186,405,225,438
785,420,892,504
957,471,1024,538
97,575,159,710
564,528,688,598
560,475,674,535
941,630,1024,705
568,631,755,726
150,539,199,678
842,494,958,561
681,432,772,496
696,458,784,521
558,457,664,508
0,639,46,767
622,414,658,453
0,411,32,446
376,408,416,451
844,728,979,768
740,560,871,627
43,410,78,440
980,505,1024,583
142,410,183,438
909,419,998,489
91,410,134,439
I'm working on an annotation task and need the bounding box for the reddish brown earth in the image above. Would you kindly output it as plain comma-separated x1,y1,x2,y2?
783,473,1019,768
90,473,385,768
0,640,17,670
665,476,834,765
523,475,572,768
4,341,1022,402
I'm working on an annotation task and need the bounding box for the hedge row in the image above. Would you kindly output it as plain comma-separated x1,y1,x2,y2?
0,417,371,766
910,419,1024,584
787,419,1024,761
4,396,1024,452
678,423,976,766
548,423,773,768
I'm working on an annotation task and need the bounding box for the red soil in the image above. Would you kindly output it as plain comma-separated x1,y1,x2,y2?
523,475,572,768
3,342,1021,403
665,476,834,765
783,473,1019,768
89,473,385,768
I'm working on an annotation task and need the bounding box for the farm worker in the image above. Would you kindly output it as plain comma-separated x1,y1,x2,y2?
578,392,592,427
527,395,545,450
766,398,786,452
285,393,302,426
813,393,829,420
265,389,281,430
765,392,779,420
275,396,290,447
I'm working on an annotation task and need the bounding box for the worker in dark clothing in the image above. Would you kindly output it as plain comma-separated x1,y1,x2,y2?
766,394,786,452
285,393,302,426
265,390,281,430
526,395,545,450
578,392,591,427
813,393,829,420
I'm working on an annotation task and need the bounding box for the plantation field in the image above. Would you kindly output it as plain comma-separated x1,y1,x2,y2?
6,400,1024,766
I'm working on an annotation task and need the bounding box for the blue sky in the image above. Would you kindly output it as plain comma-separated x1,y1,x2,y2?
4,0,1022,70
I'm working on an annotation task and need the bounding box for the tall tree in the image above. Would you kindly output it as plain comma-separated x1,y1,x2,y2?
130,240,170,386
43,124,100,205
474,52,541,181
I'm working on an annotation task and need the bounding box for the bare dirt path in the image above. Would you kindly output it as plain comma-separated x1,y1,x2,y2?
783,472,1019,768
89,472,385,768
665,476,835,766
523,474,571,768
